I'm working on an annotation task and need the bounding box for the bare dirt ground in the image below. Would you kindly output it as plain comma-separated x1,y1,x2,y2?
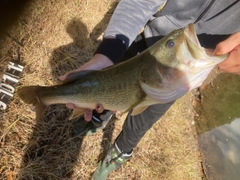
0,1,202,179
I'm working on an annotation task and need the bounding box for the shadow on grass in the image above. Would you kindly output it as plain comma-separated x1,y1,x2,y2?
18,3,118,179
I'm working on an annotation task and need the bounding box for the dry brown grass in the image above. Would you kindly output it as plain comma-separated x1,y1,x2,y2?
0,0,202,179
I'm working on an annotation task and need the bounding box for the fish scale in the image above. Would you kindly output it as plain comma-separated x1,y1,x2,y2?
17,24,228,120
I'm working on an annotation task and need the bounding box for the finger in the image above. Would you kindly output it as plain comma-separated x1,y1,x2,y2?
214,32,240,55
59,69,81,82
84,110,92,122
59,70,95,83
205,49,214,55
219,65,240,74
66,103,76,109
59,72,73,81
59,75,67,81
95,104,104,113
218,48,240,69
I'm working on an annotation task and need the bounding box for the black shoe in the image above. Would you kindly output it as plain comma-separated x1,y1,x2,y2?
92,143,132,180
72,110,114,136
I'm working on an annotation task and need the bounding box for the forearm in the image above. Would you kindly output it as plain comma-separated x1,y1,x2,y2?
95,0,165,64
105,0,163,47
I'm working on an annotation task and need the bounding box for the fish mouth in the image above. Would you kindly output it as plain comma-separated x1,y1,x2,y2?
182,24,228,90
184,23,227,66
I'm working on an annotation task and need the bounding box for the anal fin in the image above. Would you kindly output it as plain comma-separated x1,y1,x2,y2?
69,108,89,120
35,103,47,121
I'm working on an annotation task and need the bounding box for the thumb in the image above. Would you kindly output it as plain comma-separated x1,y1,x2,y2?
59,74,67,81
214,32,240,55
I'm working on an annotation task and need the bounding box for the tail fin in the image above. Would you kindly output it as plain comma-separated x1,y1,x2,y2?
17,86,47,120
17,86,40,105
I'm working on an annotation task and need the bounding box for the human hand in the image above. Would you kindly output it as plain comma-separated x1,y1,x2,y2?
215,32,240,74
59,54,114,121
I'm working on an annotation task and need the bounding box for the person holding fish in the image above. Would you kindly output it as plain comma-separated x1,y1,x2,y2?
18,0,240,179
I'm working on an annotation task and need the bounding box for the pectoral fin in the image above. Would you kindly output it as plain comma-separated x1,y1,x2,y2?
130,96,159,116
69,108,89,120
131,106,148,116
120,93,147,115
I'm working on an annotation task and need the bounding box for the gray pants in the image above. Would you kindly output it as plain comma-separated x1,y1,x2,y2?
115,102,174,153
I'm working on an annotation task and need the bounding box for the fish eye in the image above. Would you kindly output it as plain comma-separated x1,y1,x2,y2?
165,39,175,48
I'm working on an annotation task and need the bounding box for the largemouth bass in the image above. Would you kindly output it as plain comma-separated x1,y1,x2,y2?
17,24,228,119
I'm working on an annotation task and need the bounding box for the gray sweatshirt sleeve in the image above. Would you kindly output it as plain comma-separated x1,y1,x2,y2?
104,0,165,48
95,0,165,64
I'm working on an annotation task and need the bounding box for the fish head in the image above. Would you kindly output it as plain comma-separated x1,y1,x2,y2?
141,24,228,104
178,24,228,90
152,23,228,91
